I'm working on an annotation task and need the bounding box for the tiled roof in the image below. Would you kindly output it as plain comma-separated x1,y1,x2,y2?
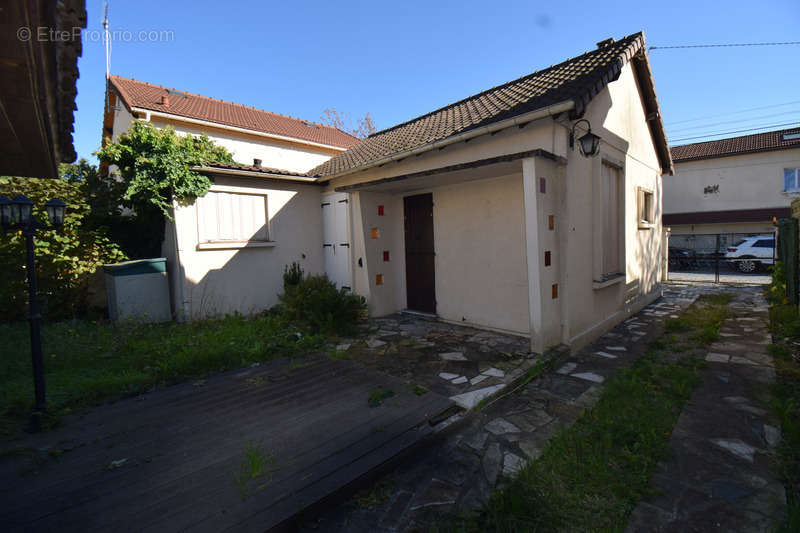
671,127,800,162
311,32,666,178
108,75,359,150
199,161,308,177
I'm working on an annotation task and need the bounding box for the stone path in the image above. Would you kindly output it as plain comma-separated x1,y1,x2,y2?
303,283,728,532
341,315,536,410
626,287,785,532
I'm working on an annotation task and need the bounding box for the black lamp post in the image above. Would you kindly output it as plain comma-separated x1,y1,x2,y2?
0,193,66,431
569,119,601,157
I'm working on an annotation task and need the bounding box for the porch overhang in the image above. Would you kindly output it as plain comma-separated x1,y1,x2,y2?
334,149,567,193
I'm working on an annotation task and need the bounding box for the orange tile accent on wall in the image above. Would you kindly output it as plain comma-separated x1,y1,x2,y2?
371,227,380,239
376,274,383,285
548,215,555,230
552,283,558,299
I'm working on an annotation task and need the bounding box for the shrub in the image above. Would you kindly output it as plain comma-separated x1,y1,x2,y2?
278,264,366,334
0,176,126,321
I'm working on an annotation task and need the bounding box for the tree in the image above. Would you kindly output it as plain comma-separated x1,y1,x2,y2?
95,122,236,257
321,109,377,139
0,174,127,321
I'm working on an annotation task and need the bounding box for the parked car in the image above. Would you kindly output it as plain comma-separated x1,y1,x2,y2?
724,236,775,273
668,247,695,270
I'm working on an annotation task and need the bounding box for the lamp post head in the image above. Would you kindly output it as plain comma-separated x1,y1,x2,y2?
577,130,601,157
45,198,67,227
11,194,34,226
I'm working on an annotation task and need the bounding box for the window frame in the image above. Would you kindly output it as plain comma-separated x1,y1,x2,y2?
593,157,626,288
637,186,655,229
784,168,800,192
195,189,273,251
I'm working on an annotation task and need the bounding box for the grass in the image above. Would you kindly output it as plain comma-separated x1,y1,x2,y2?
368,387,395,408
436,294,732,533
234,440,276,499
0,313,327,437
767,302,800,531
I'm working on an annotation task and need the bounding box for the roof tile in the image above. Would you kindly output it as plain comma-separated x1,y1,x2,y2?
109,76,359,150
671,127,800,162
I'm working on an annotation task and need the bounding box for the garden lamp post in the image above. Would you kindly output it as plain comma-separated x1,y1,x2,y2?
0,194,66,431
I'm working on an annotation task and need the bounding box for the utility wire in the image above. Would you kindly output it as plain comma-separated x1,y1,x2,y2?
670,121,800,143
650,41,800,50
667,110,800,134
664,99,800,126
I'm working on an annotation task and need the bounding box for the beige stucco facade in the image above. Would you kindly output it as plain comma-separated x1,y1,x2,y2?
324,61,666,353
664,148,800,237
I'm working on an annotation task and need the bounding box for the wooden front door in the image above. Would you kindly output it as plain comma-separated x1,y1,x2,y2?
404,193,436,313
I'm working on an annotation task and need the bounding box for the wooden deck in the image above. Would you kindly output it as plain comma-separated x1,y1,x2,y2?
0,355,454,532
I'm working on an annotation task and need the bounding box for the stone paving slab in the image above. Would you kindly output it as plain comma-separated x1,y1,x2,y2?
626,287,785,533
302,283,731,532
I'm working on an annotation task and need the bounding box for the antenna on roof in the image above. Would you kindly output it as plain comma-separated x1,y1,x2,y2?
103,1,111,112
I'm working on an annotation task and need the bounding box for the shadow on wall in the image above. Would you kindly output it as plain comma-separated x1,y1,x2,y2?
172,179,324,320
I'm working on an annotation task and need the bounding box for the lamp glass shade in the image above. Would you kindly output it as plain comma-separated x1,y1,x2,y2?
12,194,33,225
578,131,601,157
45,198,66,227
0,195,10,227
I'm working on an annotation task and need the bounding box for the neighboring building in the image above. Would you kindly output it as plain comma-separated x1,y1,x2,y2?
1,0,86,178
105,32,672,354
102,76,358,319
664,128,800,249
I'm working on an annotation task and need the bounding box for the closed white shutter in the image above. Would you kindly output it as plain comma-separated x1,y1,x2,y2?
197,192,268,242
602,163,621,276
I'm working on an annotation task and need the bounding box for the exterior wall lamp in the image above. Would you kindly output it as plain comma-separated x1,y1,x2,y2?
0,193,67,431
569,119,601,157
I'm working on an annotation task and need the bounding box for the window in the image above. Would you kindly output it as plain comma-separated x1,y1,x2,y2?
601,162,623,278
637,187,655,228
753,239,775,248
784,169,800,192
196,191,269,246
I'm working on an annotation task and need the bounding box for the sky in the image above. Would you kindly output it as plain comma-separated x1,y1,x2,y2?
71,0,800,164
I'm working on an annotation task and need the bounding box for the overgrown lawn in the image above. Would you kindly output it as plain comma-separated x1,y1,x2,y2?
0,314,326,437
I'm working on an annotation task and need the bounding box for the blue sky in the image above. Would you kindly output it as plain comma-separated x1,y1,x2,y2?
72,0,800,163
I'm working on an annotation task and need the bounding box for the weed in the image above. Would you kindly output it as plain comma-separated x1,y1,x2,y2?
411,384,428,396
368,388,395,408
350,479,396,509
235,440,276,499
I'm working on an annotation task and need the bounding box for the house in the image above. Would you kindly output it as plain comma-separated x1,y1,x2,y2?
308,31,672,353
664,128,800,251
107,31,672,354
1,0,86,178
102,76,359,318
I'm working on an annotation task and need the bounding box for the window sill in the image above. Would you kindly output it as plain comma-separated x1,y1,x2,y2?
638,221,655,230
593,273,625,290
197,241,276,251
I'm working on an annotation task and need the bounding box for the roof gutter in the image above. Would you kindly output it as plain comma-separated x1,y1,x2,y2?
131,107,351,153
192,165,320,183
316,100,575,182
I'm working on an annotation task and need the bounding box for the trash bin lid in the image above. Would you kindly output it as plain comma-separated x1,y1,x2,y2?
103,258,167,276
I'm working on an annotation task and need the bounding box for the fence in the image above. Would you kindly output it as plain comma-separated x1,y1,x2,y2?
668,232,776,283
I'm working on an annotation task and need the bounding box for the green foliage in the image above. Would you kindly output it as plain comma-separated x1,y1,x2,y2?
0,176,126,321
278,263,367,334
95,122,235,257
368,388,395,408
768,262,790,307
0,313,326,436
96,121,234,217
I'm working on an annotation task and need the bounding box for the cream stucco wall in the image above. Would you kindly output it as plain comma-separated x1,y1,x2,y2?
167,175,323,319
148,118,336,173
664,148,799,215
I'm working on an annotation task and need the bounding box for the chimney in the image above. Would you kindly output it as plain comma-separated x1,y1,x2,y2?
253,158,262,168
160,95,169,106
596,38,615,48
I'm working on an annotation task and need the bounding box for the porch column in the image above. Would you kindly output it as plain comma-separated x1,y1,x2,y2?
522,157,544,354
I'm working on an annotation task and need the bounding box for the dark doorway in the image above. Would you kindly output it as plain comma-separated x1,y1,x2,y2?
404,193,436,313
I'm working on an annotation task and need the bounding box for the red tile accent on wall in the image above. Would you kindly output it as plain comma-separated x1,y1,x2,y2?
383,250,390,261
544,251,551,266
539,177,546,193
552,283,558,299
378,205,385,216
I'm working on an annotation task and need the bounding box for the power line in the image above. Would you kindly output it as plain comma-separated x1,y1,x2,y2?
670,121,800,143
650,41,800,50
664,99,800,126
666,110,800,134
